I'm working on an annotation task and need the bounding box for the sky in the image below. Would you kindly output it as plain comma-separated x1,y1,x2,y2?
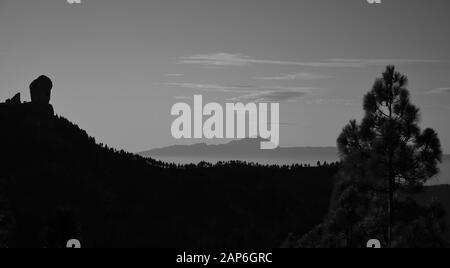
1,0,450,153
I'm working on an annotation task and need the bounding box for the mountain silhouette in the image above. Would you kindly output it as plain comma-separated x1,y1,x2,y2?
140,138,339,166
0,79,340,248
142,141,450,184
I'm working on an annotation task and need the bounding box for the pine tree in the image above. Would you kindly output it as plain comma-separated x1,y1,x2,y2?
337,65,442,245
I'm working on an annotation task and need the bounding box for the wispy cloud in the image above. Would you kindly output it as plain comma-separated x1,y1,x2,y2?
159,82,316,102
427,87,450,94
158,83,256,93
178,53,254,67
230,90,307,103
178,53,349,67
159,82,315,92
178,53,440,68
254,72,331,81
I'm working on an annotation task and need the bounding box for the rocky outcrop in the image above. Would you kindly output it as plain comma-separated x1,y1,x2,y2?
5,93,21,105
30,75,53,105
1,76,54,117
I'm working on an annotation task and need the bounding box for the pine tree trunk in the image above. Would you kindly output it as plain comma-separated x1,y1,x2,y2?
387,92,394,247
388,176,394,246
388,156,395,247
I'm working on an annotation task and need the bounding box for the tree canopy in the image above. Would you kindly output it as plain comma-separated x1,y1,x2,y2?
297,66,445,248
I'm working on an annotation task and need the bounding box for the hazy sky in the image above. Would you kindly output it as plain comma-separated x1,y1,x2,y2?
1,0,450,153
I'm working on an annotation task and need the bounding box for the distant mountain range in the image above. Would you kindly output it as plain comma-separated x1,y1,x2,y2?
140,139,450,185
139,138,340,166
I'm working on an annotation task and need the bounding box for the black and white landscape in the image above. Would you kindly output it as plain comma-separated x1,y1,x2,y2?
1,0,450,248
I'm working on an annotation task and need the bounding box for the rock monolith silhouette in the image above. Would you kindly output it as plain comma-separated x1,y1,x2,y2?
30,75,53,105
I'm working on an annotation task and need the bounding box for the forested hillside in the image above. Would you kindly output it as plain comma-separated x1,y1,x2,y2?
0,99,339,248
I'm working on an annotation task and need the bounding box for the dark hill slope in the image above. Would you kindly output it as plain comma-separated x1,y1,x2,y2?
0,102,338,248
415,185,450,242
